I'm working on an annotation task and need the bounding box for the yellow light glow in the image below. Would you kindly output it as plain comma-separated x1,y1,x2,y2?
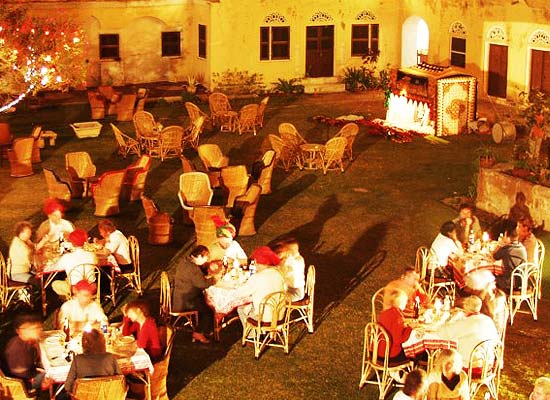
482,232,490,242
73,37,80,44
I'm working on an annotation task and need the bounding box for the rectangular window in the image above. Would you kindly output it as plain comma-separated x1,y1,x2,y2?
260,26,290,60
99,34,120,60
161,31,181,57
531,49,550,95
198,25,207,58
351,24,379,57
450,37,466,68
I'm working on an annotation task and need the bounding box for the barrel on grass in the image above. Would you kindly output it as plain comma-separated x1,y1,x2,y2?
492,121,516,144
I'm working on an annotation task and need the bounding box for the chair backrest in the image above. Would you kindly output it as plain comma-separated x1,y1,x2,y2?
335,122,359,139
371,287,385,323
262,150,276,167
536,238,545,270
510,261,539,297
0,123,13,145
467,339,502,381
94,170,125,196
141,194,160,222
160,126,184,147
67,264,101,303
0,368,36,400
192,206,226,247
268,134,286,155
256,96,269,125
159,271,172,317
324,136,347,159
128,235,140,274
363,322,392,368
133,111,157,138
305,264,316,301
185,102,206,122
257,291,290,326
180,155,196,173
235,183,262,205
209,92,231,114
239,104,258,121
179,172,213,207
72,375,127,400
185,115,205,148
198,144,225,169
415,245,430,282
0,251,8,295
220,165,249,207
10,138,34,162
279,123,306,147
43,168,71,201
65,152,96,179
111,123,135,148
128,154,152,172
31,125,42,140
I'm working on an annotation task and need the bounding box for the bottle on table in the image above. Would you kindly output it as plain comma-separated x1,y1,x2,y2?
249,260,256,276
413,296,420,319
468,229,475,251
63,318,71,343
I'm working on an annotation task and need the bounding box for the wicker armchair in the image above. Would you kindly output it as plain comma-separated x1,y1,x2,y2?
183,115,205,150
334,122,359,160
208,92,236,131
71,375,127,400
65,151,97,198
320,136,347,175
220,165,249,207
91,170,125,216
0,123,13,167
140,195,174,245
116,93,137,122
115,235,143,296
135,88,149,112
150,325,175,400
160,272,198,331
133,111,161,157
87,91,106,120
110,123,141,158
1,253,32,313
0,369,36,400
257,150,276,195
121,155,151,201
43,168,72,202
268,134,295,172
233,183,261,236
256,96,270,128
30,125,42,163
177,172,213,221
192,206,226,246
158,126,184,161
235,104,258,135
288,265,316,333
279,122,307,146
8,138,34,178
185,101,209,126
198,143,229,187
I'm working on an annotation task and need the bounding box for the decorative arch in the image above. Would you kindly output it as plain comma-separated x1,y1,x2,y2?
529,29,550,48
355,10,376,22
310,11,333,23
486,26,507,43
450,21,467,36
263,12,287,25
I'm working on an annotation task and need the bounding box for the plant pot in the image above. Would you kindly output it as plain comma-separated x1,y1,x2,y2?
479,156,496,169
511,167,531,178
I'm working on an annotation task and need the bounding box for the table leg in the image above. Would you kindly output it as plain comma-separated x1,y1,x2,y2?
144,370,151,400
41,275,47,317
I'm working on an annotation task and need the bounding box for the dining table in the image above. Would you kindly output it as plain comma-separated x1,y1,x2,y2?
40,328,153,400
300,143,325,170
451,242,503,289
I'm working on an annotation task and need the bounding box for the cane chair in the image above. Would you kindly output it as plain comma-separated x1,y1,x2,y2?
8,138,34,178
158,126,184,161
87,91,106,120
255,96,270,128
288,265,316,333
133,111,161,156
320,136,347,175
415,245,430,289
159,271,198,330
0,122,13,167
467,339,503,400
0,369,36,399
192,206,226,246
116,93,137,122
208,92,235,131
198,144,229,169
256,150,276,195
509,262,539,324
177,172,214,221
67,264,102,304
114,235,143,299
91,170,125,217
359,322,413,399
220,165,249,207
278,123,307,146
370,287,385,324
183,115,205,150
135,88,149,112
140,195,174,245
235,104,258,135
424,247,456,302
29,125,42,163
121,155,151,202
180,155,197,173
43,168,72,202
185,101,209,124
233,183,261,236
65,151,97,198
150,325,174,400
268,134,295,172
242,291,291,359
334,122,359,160
0,253,32,313
111,124,141,159
71,375,127,400
536,238,545,299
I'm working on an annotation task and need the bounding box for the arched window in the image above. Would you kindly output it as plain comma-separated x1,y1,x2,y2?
351,10,379,57
449,21,467,68
260,12,290,61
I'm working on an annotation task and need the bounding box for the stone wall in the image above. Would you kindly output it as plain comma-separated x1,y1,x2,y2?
476,163,550,230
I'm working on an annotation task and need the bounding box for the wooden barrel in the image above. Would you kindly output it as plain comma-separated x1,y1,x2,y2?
492,121,516,144
148,213,173,245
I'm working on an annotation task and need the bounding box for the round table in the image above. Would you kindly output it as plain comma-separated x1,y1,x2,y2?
300,143,325,170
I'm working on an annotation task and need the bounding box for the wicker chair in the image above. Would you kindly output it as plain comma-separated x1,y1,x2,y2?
288,265,316,333
115,93,138,122
233,183,261,236
334,122,359,160
160,271,198,330
268,134,295,172
0,253,32,313
91,170,125,216
140,194,174,245
0,122,13,167
256,96,270,128
0,369,36,399
67,264,102,304
192,206,226,246
133,111,161,157
71,375,127,400
220,165,249,207
8,138,34,178
536,238,545,299
43,168,72,202
370,287,385,324
185,101,210,129
183,115,205,150
111,123,141,158
121,155,151,202
158,126,184,161
320,136,347,175
467,339,503,400
114,235,143,297
257,150,276,195
208,92,236,131
241,291,291,359
509,262,539,324
415,245,430,291
278,123,307,146
198,144,229,187
150,325,174,400
177,172,213,222
65,151,97,198
135,88,149,112
29,125,42,163
87,91,106,120
235,104,258,136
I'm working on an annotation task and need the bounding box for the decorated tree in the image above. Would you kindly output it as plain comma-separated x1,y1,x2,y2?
0,7,86,113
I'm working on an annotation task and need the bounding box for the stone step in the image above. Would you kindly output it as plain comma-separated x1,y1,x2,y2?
302,77,346,94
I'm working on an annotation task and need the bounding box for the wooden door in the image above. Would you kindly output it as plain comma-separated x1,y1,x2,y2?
530,49,550,95
488,44,508,98
306,26,334,77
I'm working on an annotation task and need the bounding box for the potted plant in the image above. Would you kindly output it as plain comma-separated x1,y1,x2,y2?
477,146,496,169
512,158,531,178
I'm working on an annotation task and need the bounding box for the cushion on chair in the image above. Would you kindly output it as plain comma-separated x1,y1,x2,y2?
291,294,310,307
246,316,287,328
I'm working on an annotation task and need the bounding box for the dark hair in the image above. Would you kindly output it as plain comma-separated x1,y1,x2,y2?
403,369,426,396
269,241,287,255
82,329,106,354
126,299,151,318
503,220,519,239
13,313,42,330
14,221,32,237
190,245,209,259
459,203,475,212
98,219,117,234
440,220,457,237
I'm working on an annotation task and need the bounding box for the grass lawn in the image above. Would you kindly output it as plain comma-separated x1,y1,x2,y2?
0,90,548,399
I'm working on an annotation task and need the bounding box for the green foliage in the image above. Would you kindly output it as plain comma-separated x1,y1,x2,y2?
270,78,304,95
212,69,266,95
340,53,392,92
517,90,550,127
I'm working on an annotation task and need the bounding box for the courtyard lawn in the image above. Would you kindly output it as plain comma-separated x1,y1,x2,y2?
0,90,548,399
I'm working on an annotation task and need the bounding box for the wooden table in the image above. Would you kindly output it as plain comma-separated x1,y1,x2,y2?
300,143,325,170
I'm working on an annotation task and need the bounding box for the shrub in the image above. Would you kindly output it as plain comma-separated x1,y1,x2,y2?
212,69,265,95
271,78,304,95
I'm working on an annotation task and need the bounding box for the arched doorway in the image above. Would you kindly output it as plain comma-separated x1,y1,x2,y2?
401,16,429,68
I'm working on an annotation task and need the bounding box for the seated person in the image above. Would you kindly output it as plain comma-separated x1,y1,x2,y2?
493,223,527,291
35,199,74,244
172,245,215,344
453,203,482,247
52,229,97,299
435,296,498,367
509,191,532,223
530,377,550,400
464,270,506,335
518,216,538,265
3,313,47,390
122,299,162,362
9,221,38,284
378,289,412,363
430,221,463,275
64,328,121,396
59,280,107,334
383,267,430,315
208,216,247,266
272,238,306,301
394,369,428,400
427,349,470,400
94,219,132,272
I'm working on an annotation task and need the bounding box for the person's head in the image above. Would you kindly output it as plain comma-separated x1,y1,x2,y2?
458,203,475,220
440,220,457,238
530,377,550,400
282,237,300,256
401,267,420,287
14,221,33,241
190,245,209,266
518,217,534,237
516,191,527,206
389,289,409,311
44,199,65,224
82,328,106,355
68,228,88,248
126,299,151,322
14,313,43,342
464,270,496,293
98,219,117,239
504,225,519,242
436,349,463,377
251,246,281,270
212,216,236,249
402,369,427,399
73,280,97,307
461,295,482,315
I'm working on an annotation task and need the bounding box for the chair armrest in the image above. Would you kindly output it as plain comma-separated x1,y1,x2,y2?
177,191,193,211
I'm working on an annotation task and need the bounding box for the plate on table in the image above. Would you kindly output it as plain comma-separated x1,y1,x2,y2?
119,336,135,344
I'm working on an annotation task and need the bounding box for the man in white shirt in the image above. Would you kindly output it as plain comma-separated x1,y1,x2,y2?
430,220,463,269
96,219,132,271
35,199,74,245
58,279,107,333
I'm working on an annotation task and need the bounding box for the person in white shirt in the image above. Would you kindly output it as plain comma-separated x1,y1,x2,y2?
272,238,305,301
52,229,97,299
430,221,463,270
530,377,550,400
208,216,247,265
9,221,36,283
58,279,107,334
35,199,74,244
235,246,285,327
393,369,428,400
95,219,132,272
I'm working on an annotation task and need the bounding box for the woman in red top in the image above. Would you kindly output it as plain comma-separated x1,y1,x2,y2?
378,289,412,363
122,299,162,362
